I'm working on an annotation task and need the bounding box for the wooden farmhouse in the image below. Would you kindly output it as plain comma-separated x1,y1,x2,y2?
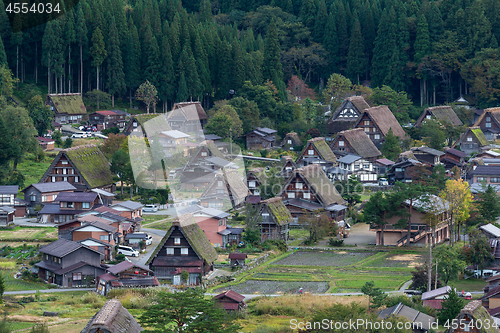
452,127,490,155
171,101,208,129
279,164,347,221
146,213,218,285
474,107,500,141
252,197,293,242
81,299,144,332
327,96,370,134
247,167,266,196
0,185,27,218
329,128,381,161
415,105,463,127
39,145,115,193
214,290,247,312
246,127,277,150
295,137,337,168
353,105,406,148
281,132,302,151
199,169,250,210
88,110,128,131
280,156,297,178
96,261,158,296
45,93,87,124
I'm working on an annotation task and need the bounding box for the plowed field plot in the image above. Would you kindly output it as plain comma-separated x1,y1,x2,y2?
363,253,423,268
272,251,374,266
213,280,329,294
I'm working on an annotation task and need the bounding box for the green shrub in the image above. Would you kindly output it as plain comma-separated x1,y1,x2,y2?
80,292,103,304
329,238,344,246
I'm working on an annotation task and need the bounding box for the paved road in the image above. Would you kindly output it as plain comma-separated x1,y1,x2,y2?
14,218,56,227
343,223,376,247
127,228,166,266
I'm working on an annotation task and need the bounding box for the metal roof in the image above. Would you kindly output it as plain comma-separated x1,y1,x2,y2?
0,185,18,194
25,182,76,193
480,224,500,238
160,130,191,139
471,165,500,176
204,134,222,140
255,127,277,135
55,192,98,202
112,201,144,211
39,239,93,257
107,260,151,275
421,286,451,300
0,206,15,214
338,154,363,164
74,221,117,233
413,146,445,156
91,188,116,197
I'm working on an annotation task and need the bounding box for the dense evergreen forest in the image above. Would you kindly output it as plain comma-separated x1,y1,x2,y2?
0,0,499,114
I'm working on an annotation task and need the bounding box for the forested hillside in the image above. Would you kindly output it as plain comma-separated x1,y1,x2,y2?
1,0,499,112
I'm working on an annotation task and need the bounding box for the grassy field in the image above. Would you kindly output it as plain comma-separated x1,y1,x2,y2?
16,154,53,198
0,226,57,241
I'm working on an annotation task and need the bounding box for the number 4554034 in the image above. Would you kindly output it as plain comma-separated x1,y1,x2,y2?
5,2,61,14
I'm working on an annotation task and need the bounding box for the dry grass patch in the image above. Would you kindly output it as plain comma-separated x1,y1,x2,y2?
8,315,49,323
250,294,368,317
388,254,422,267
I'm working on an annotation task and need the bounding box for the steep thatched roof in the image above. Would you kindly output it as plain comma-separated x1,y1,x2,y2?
223,169,250,205
47,93,86,115
40,145,113,189
81,299,143,333
301,137,337,163
296,164,345,206
172,102,208,121
146,213,217,265
329,96,370,122
247,167,266,182
453,300,499,333
64,145,114,188
416,106,463,126
261,197,292,226
474,107,500,128
332,128,381,159
361,106,406,139
454,126,489,148
283,132,302,146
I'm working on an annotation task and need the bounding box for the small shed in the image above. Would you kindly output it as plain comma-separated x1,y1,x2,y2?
214,290,247,312
0,207,14,226
228,253,247,266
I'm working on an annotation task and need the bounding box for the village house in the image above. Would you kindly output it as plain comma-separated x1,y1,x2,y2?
247,167,266,196
373,158,395,175
449,301,499,333
71,221,117,260
421,286,451,310
23,181,76,215
386,158,424,185
158,130,190,147
440,148,467,171
96,261,159,296
452,127,490,155
353,105,406,148
36,137,55,151
279,164,347,222
411,146,445,166
39,145,116,193
170,101,208,130
371,195,450,247
281,132,302,151
378,302,435,333
214,290,247,312
295,137,337,169
35,238,105,287
199,169,250,210
177,204,231,248
81,299,144,332
473,107,500,141
110,201,143,220
280,156,296,178
0,185,27,218
327,96,370,134
146,213,218,285
469,166,500,185
88,110,127,131
45,93,87,124
327,154,378,184
77,238,114,261
246,127,277,150
414,105,463,127
251,197,293,242
478,150,500,159
329,128,381,162
38,191,99,224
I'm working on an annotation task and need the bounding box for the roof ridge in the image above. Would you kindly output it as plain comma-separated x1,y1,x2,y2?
63,144,98,152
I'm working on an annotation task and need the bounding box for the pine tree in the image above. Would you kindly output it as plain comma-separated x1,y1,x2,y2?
465,0,492,57
199,0,212,23
438,289,465,323
169,13,182,65
124,17,142,108
426,3,444,45
478,184,500,222
158,34,175,111
64,10,76,92
346,14,367,84
371,8,397,87
313,0,328,42
323,13,339,74
491,34,499,48
177,72,188,102
381,128,401,161
75,5,87,94
336,1,350,71
414,14,431,64
262,20,285,100
145,36,161,89
230,39,245,92
106,18,126,107
90,27,107,91
177,42,201,100
0,36,7,67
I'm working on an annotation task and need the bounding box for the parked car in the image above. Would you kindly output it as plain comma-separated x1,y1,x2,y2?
143,204,159,212
71,133,87,139
379,178,389,186
134,233,153,246
117,245,139,257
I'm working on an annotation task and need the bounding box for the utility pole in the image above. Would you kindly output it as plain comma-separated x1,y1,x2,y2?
435,259,438,290
230,127,232,155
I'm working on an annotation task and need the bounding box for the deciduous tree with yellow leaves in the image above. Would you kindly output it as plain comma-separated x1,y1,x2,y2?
439,179,472,246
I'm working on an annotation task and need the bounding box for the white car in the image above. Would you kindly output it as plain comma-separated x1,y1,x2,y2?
71,133,87,139
117,245,139,257
143,204,159,212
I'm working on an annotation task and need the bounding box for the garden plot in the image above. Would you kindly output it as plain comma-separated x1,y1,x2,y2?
362,253,423,268
272,251,374,267
213,280,329,294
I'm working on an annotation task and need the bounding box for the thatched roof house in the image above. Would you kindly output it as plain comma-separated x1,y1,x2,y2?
81,299,143,332
415,105,463,127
